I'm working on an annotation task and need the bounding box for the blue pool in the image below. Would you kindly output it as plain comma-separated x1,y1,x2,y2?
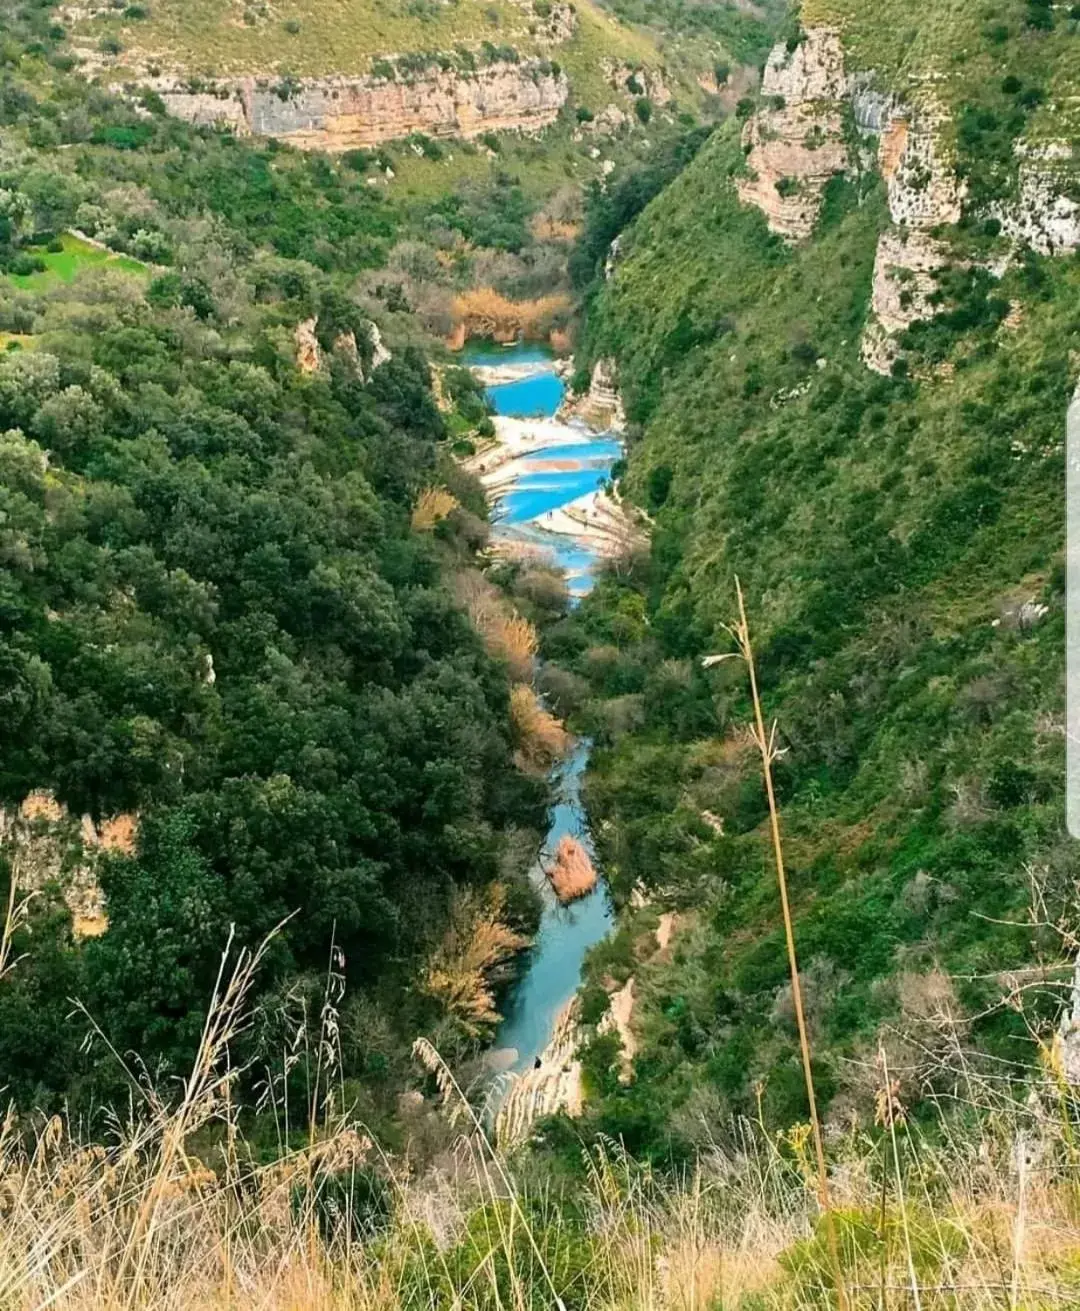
465,340,623,1075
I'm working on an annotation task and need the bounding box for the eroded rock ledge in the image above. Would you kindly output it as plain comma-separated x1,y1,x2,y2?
146,62,569,150
736,28,850,243
736,27,1079,374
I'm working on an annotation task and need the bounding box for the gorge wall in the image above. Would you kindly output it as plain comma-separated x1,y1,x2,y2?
735,26,1080,374
149,62,569,150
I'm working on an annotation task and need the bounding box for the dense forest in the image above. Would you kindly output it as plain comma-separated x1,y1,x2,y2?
0,4,561,1116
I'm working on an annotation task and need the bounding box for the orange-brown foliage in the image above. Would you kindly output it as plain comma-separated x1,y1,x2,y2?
510,684,570,771
450,288,571,345
547,835,597,904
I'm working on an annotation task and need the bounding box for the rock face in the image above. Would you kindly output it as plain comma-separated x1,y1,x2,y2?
296,317,391,379
152,63,568,150
0,790,139,940
861,228,952,374
562,357,625,432
295,317,322,375
861,99,963,374
736,29,851,241
996,142,1080,255
496,997,583,1144
598,976,636,1083
879,101,964,229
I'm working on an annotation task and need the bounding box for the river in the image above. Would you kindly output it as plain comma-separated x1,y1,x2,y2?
463,340,619,1075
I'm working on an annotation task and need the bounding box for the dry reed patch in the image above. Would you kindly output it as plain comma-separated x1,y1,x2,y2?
454,570,538,681
529,215,581,242
547,834,597,903
509,684,569,772
411,485,459,531
450,288,570,344
424,886,527,1039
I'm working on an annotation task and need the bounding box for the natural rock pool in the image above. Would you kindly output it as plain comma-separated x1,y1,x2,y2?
463,340,620,1075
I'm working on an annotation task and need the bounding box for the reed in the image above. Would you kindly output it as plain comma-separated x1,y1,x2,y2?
509,683,570,771
0,898,1079,1309
423,886,527,1040
546,834,597,903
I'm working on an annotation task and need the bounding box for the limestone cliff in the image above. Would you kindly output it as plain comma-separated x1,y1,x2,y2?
295,317,392,379
996,142,1080,256
736,29,851,242
562,357,625,432
736,27,1079,373
148,62,568,150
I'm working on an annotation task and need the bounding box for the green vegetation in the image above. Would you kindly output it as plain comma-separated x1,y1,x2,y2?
594,0,787,65
550,95,1077,1150
805,0,1080,147
4,232,148,290
0,8,551,1119
73,0,670,90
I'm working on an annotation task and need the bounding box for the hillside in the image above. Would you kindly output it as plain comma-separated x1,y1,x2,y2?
551,0,1080,1146
4,0,1080,1306
63,0,709,149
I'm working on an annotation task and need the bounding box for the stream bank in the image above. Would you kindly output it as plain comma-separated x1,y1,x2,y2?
461,341,620,1118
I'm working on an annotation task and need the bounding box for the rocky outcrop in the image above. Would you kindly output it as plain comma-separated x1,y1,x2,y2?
561,357,625,431
0,790,139,940
295,317,321,374
736,29,851,242
861,227,952,374
878,100,964,229
368,320,392,370
995,142,1080,255
496,998,583,1144
150,63,568,150
603,60,672,107
861,98,963,374
296,317,392,378
598,976,636,1083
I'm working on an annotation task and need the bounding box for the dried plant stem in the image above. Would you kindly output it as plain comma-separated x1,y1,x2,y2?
879,1044,922,1311
732,577,849,1311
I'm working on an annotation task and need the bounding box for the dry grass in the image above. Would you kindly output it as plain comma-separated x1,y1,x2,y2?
423,886,527,1040
450,288,571,345
509,683,570,772
454,570,539,681
1,898,1080,1309
411,486,459,532
5,1084,1080,1310
547,834,597,903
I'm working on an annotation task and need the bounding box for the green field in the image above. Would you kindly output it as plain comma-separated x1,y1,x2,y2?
7,233,148,290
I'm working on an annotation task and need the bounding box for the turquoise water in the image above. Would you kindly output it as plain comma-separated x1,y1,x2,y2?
495,741,612,1073
500,439,623,526
467,340,620,1072
461,341,555,367
461,341,567,417
487,373,566,417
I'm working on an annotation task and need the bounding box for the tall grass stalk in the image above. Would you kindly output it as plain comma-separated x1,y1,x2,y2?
728,577,850,1311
